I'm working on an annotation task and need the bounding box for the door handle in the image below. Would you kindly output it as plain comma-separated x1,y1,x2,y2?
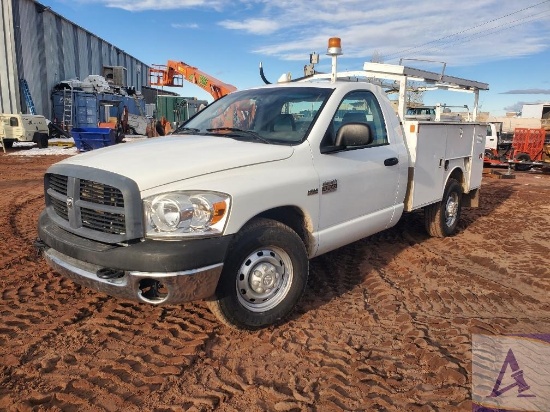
384,157,399,166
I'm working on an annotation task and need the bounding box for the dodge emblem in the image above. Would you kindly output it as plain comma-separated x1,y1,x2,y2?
66,197,74,209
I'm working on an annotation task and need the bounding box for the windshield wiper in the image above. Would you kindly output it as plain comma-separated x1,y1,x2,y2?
206,127,271,144
172,127,201,134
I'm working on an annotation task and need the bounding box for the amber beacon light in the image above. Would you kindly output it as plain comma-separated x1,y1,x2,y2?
327,37,342,56
327,37,343,83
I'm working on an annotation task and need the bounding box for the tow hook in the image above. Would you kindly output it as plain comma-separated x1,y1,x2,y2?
34,238,47,255
97,268,125,280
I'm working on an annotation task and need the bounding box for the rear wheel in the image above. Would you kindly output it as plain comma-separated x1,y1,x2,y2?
424,178,462,237
2,140,14,149
514,153,531,171
39,134,49,149
33,132,49,149
207,218,308,330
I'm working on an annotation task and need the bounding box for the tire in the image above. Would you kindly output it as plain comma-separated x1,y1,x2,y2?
33,132,49,149
38,133,49,149
2,140,14,149
424,178,462,237
207,218,308,330
514,153,531,171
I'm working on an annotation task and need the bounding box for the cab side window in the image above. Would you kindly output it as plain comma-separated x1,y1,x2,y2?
325,91,388,148
9,117,18,127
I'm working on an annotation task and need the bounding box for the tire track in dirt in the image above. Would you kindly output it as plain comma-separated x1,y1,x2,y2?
350,228,472,409
365,178,550,407
402,213,549,318
2,295,223,411
0,181,44,272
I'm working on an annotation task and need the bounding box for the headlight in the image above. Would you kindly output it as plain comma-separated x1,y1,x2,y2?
143,191,230,239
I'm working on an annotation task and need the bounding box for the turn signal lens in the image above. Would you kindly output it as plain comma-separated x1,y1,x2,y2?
211,201,227,225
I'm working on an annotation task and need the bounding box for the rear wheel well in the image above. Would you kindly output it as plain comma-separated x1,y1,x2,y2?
449,167,464,190
255,206,314,256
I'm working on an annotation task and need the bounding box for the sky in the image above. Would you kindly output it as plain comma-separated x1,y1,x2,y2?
39,0,550,117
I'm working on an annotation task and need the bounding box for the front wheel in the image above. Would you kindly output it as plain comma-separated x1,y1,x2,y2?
207,218,308,330
424,178,462,237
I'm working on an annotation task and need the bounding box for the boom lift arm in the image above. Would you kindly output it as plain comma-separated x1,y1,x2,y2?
149,60,237,100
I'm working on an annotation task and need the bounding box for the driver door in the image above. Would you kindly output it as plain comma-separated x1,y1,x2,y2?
313,90,404,255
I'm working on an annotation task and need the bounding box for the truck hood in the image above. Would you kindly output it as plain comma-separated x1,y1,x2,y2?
59,136,294,190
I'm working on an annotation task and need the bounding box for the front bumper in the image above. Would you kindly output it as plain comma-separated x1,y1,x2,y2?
43,247,223,305
38,210,233,304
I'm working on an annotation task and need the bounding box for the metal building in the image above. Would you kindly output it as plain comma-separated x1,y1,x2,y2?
0,0,149,118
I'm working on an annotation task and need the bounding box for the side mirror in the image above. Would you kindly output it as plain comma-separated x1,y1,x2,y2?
334,123,373,147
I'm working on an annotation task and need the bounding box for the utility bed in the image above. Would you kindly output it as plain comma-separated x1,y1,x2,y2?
403,120,485,210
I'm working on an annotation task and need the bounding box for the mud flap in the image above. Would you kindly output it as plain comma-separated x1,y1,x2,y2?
463,188,480,208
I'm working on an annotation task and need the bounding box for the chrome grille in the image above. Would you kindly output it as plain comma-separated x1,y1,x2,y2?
47,173,126,236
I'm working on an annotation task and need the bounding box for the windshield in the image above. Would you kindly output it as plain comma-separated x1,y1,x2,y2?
176,87,333,144
406,107,435,115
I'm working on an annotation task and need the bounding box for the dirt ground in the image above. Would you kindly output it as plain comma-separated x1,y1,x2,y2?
0,151,549,411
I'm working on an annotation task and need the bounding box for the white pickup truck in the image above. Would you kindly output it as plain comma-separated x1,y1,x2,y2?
37,47,488,330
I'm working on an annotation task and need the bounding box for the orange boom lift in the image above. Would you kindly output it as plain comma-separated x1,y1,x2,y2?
149,60,237,100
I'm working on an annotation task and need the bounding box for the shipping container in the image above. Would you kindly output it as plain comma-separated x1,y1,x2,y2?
156,96,208,125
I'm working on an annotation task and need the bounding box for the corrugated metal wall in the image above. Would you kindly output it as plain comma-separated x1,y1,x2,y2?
1,0,149,118
0,0,19,113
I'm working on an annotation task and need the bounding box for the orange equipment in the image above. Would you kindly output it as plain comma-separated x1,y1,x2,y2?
149,60,237,100
484,127,547,171
512,128,546,162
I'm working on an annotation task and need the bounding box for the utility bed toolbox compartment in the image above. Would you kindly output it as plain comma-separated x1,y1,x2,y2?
403,121,485,210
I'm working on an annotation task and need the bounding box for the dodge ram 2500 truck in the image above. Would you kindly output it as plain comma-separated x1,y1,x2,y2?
37,44,488,330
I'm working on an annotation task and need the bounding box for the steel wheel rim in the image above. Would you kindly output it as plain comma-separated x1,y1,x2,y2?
445,192,459,227
236,246,293,312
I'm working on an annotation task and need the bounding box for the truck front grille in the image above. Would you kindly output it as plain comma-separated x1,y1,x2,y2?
80,208,126,234
49,174,68,195
47,174,126,235
50,196,69,220
45,171,138,242
80,180,125,207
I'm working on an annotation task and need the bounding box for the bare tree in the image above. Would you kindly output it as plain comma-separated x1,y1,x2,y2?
407,83,425,107
370,51,384,63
